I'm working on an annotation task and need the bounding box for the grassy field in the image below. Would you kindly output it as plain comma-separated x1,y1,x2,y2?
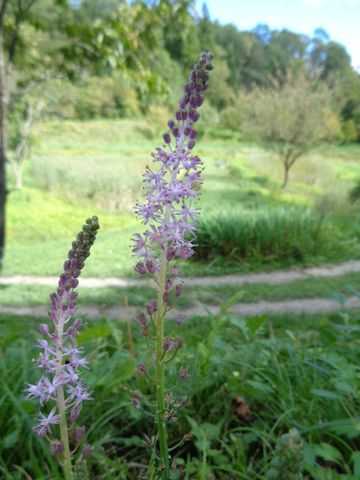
2,119,360,479
3,119,360,278
2,308,360,479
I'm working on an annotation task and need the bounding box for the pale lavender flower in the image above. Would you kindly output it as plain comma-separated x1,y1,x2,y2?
33,408,61,436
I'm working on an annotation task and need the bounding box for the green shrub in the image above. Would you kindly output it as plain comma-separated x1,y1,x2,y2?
194,207,335,264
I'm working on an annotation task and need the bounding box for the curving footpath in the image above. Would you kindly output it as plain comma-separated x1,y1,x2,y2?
1,260,360,319
1,259,360,289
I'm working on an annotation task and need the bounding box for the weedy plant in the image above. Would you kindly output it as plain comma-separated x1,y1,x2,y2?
131,51,214,478
267,428,304,480
26,216,100,480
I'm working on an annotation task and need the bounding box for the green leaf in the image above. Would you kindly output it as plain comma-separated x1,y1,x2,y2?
78,324,113,343
247,379,273,394
310,389,342,400
246,315,268,335
220,290,244,313
352,451,360,477
315,442,343,463
197,342,209,359
303,441,316,467
3,429,20,449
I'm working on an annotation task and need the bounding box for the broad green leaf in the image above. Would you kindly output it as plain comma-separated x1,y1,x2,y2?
315,442,343,463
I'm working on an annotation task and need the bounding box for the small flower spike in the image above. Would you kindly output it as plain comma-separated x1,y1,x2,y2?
26,216,100,480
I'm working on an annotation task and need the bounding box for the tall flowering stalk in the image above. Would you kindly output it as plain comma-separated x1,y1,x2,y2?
132,52,213,478
26,216,100,480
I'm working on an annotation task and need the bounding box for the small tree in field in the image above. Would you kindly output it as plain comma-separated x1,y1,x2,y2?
241,75,340,187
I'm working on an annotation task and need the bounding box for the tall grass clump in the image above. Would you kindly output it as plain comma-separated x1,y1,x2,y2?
194,207,335,264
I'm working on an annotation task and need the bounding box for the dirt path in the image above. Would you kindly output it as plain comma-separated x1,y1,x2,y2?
1,295,358,319
1,259,360,289
2,260,360,318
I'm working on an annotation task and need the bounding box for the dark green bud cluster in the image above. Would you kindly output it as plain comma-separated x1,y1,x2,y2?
50,217,100,320
267,428,304,480
70,216,100,262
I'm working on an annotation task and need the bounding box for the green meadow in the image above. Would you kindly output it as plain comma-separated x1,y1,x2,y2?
2,119,360,479
4,119,360,278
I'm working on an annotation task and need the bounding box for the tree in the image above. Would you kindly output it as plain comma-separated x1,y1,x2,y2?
0,0,46,269
0,0,163,269
0,0,71,269
240,75,340,187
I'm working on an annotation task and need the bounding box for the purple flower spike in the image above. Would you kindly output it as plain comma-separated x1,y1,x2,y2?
131,53,213,474
132,52,214,272
26,217,100,470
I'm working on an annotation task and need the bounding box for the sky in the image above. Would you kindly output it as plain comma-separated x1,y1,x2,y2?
196,0,360,70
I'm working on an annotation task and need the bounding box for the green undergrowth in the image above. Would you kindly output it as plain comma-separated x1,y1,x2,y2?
195,206,357,265
2,308,360,478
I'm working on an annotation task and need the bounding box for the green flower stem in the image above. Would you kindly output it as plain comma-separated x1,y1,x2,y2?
56,313,73,480
156,247,170,479
57,386,73,480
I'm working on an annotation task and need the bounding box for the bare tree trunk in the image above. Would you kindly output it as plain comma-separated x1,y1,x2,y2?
13,163,22,189
282,163,290,188
0,18,9,269
11,100,42,190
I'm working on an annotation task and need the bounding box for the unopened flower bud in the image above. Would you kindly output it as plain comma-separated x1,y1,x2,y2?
137,362,147,374
50,440,64,455
145,259,156,273
82,444,91,459
134,262,146,275
176,313,186,325
146,300,158,315
179,366,188,380
76,426,86,440
71,406,80,423
40,323,49,335
175,284,183,297
163,133,171,144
